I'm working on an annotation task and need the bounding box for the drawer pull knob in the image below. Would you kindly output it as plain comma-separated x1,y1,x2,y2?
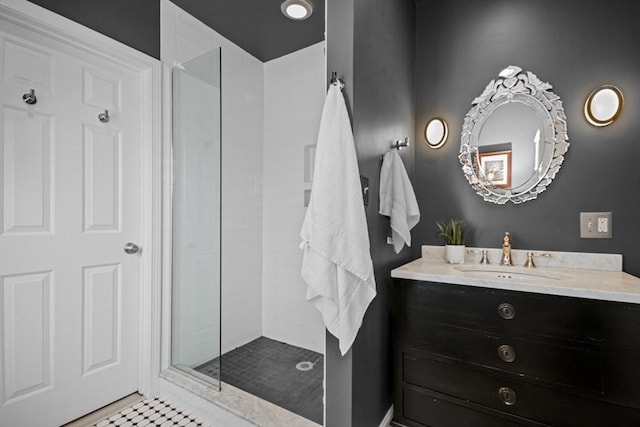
498,303,516,320
498,345,516,362
499,387,517,406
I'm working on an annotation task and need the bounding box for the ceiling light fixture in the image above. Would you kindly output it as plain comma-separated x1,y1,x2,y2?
281,0,313,21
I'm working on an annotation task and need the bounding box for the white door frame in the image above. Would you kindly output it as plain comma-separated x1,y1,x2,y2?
0,0,162,399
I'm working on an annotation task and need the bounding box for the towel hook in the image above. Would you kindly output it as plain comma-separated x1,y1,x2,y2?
98,110,110,123
392,137,410,150
22,88,37,105
330,70,344,90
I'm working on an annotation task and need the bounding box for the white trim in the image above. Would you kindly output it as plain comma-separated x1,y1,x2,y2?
137,62,163,397
379,404,394,427
0,0,162,399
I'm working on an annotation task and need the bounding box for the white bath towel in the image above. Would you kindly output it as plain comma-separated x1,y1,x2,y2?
379,150,420,253
300,83,376,356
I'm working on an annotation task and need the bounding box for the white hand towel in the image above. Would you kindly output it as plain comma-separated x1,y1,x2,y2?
300,83,376,356
379,150,420,253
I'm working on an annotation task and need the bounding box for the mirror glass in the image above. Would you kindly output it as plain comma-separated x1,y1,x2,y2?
478,102,541,189
459,66,570,204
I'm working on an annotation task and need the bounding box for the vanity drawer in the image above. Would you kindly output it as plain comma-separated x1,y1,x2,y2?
397,279,640,351
402,385,547,427
402,352,640,427
402,321,605,394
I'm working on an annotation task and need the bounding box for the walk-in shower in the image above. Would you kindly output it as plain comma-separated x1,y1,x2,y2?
168,40,326,425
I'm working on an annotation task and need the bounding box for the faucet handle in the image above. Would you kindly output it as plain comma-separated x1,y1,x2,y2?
524,252,552,268
467,249,490,264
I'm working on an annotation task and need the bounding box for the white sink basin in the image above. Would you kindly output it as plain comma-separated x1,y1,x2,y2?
454,265,565,281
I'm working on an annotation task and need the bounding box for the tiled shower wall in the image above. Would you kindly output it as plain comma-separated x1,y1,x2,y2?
262,42,326,354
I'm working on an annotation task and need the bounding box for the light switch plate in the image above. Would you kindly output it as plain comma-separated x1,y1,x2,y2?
580,212,612,238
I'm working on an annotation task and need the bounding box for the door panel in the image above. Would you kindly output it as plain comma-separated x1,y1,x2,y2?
82,67,122,113
1,106,53,235
83,125,122,233
82,263,121,375
2,271,54,402
2,37,53,93
0,18,143,427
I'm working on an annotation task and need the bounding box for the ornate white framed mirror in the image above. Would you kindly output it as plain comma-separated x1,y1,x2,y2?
459,65,570,204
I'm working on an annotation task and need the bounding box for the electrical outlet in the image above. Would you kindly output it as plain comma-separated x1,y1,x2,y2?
597,217,608,233
580,212,612,238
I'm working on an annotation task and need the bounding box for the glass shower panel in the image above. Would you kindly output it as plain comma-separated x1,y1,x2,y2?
171,49,221,389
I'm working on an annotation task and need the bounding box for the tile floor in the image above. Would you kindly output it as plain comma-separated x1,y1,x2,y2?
91,397,212,427
195,337,323,425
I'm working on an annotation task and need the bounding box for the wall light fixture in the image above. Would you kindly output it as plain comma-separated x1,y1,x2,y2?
584,85,623,127
424,118,448,149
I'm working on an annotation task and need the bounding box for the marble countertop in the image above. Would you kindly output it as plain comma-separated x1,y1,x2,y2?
391,246,640,304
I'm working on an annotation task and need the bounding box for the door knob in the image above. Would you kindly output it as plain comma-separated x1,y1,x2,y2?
124,242,140,254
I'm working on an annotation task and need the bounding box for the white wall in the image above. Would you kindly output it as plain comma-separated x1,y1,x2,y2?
161,0,264,358
262,42,326,354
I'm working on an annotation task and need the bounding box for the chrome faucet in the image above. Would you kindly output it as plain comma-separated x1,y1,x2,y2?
500,232,513,266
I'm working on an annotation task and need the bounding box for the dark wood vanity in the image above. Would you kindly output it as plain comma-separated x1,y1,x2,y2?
392,279,640,427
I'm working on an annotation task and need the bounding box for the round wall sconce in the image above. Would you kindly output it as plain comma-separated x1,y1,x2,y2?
281,0,313,21
584,85,623,127
424,118,448,149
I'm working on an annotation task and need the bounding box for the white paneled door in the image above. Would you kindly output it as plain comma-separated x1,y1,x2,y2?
0,17,144,427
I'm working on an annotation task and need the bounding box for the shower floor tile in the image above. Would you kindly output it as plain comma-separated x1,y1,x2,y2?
195,336,323,425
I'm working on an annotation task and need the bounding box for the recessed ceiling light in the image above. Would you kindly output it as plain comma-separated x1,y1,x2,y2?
281,0,313,21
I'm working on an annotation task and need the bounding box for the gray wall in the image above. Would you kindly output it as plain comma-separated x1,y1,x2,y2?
27,0,160,59
414,0,640,276
325,0,354,424
325,0,416,425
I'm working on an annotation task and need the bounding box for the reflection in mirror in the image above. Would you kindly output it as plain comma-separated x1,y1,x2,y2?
478,102,541,189
585,85,623,127
425,118,448,148
459,66,570,204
